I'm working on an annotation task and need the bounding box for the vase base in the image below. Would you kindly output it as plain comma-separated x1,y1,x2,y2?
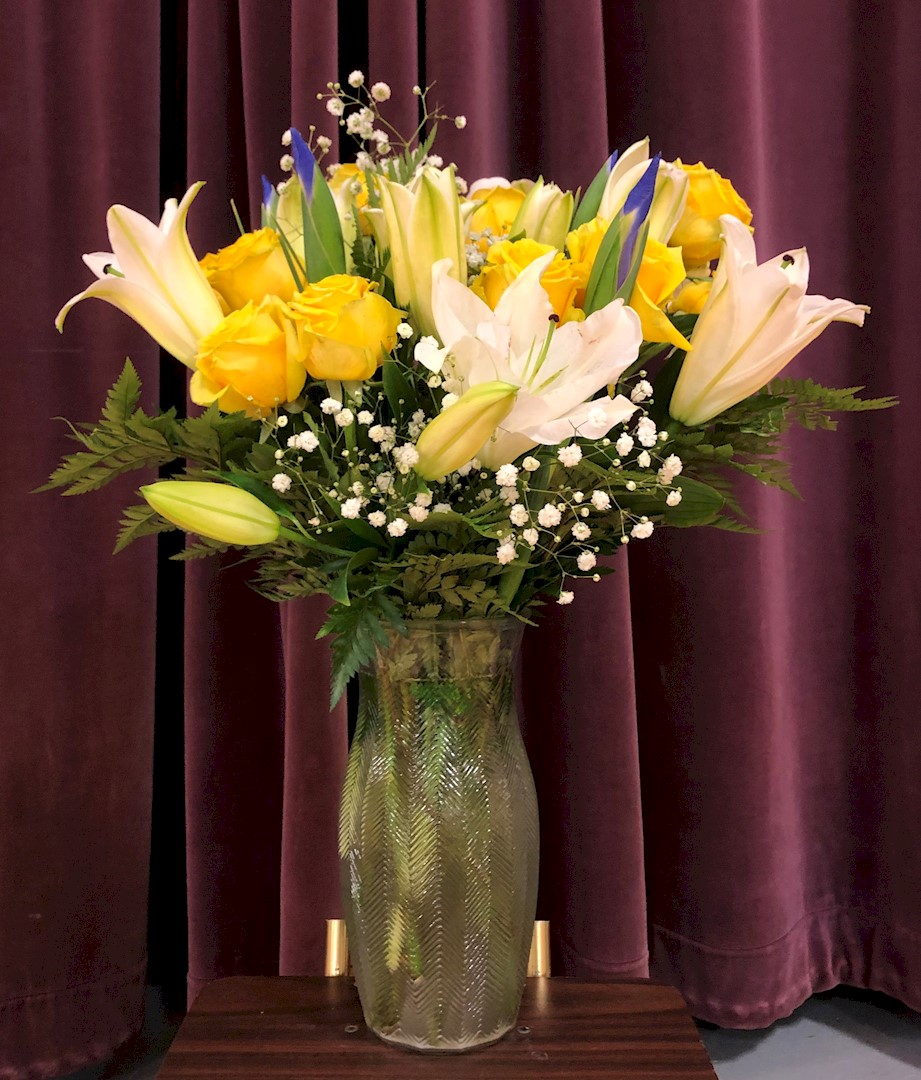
370,1021,514,1054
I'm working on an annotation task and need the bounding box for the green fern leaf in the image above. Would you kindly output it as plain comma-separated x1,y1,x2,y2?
102,359,142,424
113,504,176,553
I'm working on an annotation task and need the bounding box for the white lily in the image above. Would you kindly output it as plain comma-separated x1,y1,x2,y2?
56,183,224,367
669,215,869,426
423,254,641,467
364,167,466,337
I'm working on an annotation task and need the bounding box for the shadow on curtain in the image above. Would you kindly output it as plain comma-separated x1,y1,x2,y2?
2,0,918,1075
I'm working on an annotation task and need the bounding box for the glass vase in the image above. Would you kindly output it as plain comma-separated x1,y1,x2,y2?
338,619,539,1052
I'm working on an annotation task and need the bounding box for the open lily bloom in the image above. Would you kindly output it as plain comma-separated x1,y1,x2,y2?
669,216,870,426
56,183,224,367
423,254,641,467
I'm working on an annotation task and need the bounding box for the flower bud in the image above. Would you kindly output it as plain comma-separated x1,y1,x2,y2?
509,178,575,250
646,162,689,245
141,481,280,545
373,167,466,336
415,381,519,479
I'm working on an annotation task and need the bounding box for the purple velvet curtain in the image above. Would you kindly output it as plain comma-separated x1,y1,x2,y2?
3,1,919,1076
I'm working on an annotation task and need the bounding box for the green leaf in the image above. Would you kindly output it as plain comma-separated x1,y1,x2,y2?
584,219,649,315
382,359,415,425
328,546,379,606
210,468,294,518
570,153,615,231
113,503,175,553
622,475,725,527
300,166,346,281
320,595,406,707
102,359,142,424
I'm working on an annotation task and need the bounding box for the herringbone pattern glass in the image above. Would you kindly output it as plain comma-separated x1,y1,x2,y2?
339,620,539,1051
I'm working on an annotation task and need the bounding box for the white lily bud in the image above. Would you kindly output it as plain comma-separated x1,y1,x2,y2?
509,178,575,250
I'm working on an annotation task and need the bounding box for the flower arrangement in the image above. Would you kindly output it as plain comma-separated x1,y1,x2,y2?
46,75,893,702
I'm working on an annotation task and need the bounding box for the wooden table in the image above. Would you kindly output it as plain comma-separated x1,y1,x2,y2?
156,976,717,1078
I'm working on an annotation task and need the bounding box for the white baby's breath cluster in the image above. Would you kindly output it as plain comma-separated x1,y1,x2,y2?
261,353,688,614
315,75,467,173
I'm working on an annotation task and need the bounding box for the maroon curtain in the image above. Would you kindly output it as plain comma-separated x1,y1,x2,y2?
0,2,161,1076
4,1,919,1075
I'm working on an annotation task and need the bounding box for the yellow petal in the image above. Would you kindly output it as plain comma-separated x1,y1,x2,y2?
629,282,693,350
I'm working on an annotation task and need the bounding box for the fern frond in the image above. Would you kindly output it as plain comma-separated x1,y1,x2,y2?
113,503,176,553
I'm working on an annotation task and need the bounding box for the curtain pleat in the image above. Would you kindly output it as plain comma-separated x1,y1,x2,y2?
615,0,921,1026
0,1,161,1075
4,1,920,1073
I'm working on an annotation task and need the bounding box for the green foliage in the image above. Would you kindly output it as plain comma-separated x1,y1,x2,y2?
767,377,897,429
40,361,175,494
570,153,612,231
42,360,259,507
621,475,725,527
378,127,439,187
318,593,407,706
114,503,177,554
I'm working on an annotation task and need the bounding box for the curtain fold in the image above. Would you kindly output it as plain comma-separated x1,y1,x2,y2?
0,2,161,1076
4,1,918,1074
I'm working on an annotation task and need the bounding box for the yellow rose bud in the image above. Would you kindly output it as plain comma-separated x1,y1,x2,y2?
628,239,692,350
199,228,297,310
468,182,527,238
141,481,280,546
670,279,712,315
191,296,308,416
566,216,609,307
288,274,401,381
328,163,373,238
669,160,753,266
328,163,370,207
472,238,582,322
415,381,519,480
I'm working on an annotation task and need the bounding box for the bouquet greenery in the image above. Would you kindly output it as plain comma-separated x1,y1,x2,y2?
46,76,893,702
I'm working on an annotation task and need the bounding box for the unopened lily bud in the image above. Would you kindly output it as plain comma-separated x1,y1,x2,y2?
415,381,519,480
510,178,575,250
646,162,689,245
141,481,280,545
374,167,466,336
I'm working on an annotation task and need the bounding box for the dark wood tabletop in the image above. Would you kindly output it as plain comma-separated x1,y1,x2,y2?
155,975,718,1078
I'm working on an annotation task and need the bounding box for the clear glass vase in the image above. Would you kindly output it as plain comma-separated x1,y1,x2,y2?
338,619,539,1052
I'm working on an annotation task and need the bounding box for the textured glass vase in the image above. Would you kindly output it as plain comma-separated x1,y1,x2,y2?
338,619,539,1052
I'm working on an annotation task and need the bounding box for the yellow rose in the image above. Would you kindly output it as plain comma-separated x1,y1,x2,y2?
191,296,308,416
328,163,374,236
199,228,296,311
471,238,582,322
669,160,753,266
566,216,610,307
468,182,527,238
669,279,712,315
628,239,692,350
329,164,370,208
288,274,401,381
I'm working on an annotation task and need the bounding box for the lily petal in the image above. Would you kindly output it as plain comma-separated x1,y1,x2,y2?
56,276,200,365
670,215,869,425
